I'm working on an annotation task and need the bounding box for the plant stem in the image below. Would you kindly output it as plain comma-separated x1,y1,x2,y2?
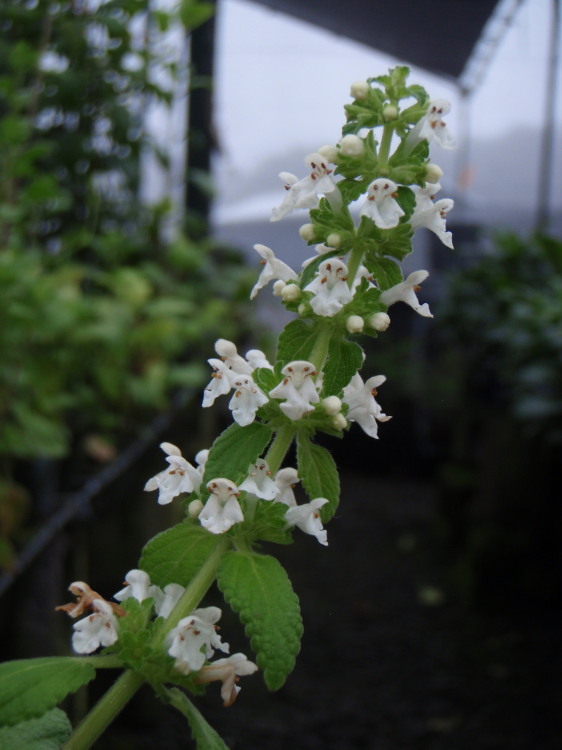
264,424,297,475
62,670,144,750
154,535,232,636
378,124,393,167
308,321,332,372
346,243,364,288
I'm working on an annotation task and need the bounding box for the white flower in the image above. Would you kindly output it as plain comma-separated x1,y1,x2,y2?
199,478,244,534
155,583,186,619
409,183,454,249
342,373,392,439
369,311,391,331
271,152,337,222
339,134,364,156
250,244,298,299
301,242,337,269
214,339,252,374
274,467,300,507
285,498,329,546
72,599,119,654
144,443,201,505
239,460,280,500
304,258,354,317
245,349,273,370
228,375,268,426
114,569,163,607
269,361,319,420
196,653,259,706
202,358,234,407
380,270,433,318
194,448,209,476
407,99,455,150
168,606,229,674
359,178,405,229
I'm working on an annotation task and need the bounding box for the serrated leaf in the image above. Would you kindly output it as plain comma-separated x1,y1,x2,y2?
0,708,72,750
323,338,364,396
0,658,96,726
276,319,319,365
252,366,280,393
217,551,302,691
140,521,219,588
251,500,294,545
166,688,230,750
296,436,340,522
364,255,403,290
202,422,273,484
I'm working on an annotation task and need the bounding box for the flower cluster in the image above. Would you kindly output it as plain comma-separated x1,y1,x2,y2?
56,572,258,706
144,443,328,544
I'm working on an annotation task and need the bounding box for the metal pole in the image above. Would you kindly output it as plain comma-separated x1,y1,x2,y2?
536,0,561,231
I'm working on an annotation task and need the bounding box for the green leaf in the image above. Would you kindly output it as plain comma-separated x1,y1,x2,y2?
0,708,72,750
165,688,230,750
364,255,403,290
179,0,215,30
276,319,319,365
296,436,340,522
323,338,364,396
140,521,219,588
0,658,96,726
217,551,303,691
203,421,273,485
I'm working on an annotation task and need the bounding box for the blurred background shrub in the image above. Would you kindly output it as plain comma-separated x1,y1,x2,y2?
0,0,255,570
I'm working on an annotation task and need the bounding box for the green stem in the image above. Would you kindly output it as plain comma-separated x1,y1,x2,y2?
264,424,297,475
62,670,144,750
378,124,394,168
154,535,232,637
308,321,332,372
346,244,364,288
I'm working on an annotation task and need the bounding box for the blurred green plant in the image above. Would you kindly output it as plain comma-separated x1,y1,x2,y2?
0,0,253,565
440,232,562,444
435,232,562,605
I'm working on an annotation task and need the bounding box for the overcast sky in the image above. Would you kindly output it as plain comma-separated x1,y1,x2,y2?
211,0,561,226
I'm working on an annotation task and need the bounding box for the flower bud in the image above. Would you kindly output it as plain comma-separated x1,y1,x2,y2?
317,144,339,163
369,311,391,331
425,163,443,184
346,315,364,333
383,104,398,121
326,232,341,249
350,80,370,100
297,303,308,315
188,499,203,518
299,223,316,242
332,413,348,430
339,134,364,157
272,280,286,296
322,395,342,415
281,283,300,302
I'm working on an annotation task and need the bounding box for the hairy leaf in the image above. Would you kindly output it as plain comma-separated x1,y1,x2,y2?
276,318,318,366
296,436,340,522
217,551,303,691
0,708,72,749
323,338,364,396
203,422,273,485
0,658,96,726
166,688,230,750
140,521,219,588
